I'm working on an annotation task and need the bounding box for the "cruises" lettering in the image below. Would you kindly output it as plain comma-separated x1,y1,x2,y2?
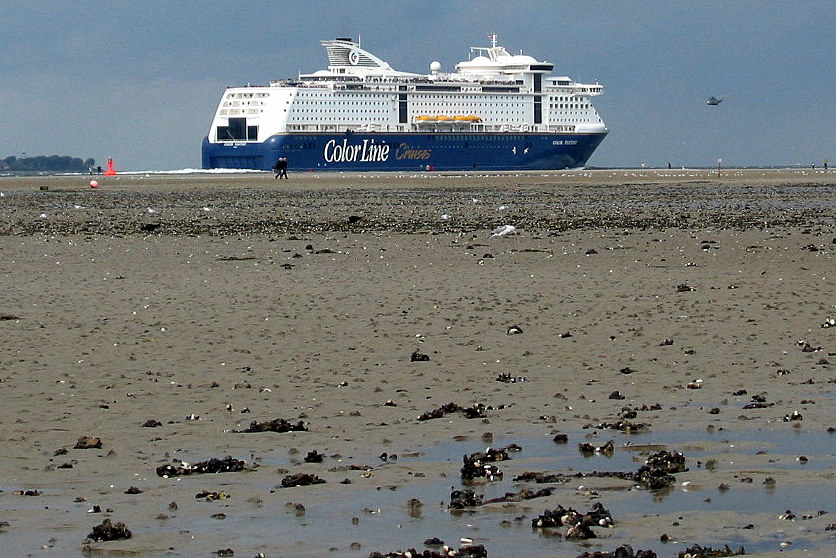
323,139,390,163
395,143,432,160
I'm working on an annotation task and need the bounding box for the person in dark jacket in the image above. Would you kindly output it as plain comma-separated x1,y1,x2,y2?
273,157,288,179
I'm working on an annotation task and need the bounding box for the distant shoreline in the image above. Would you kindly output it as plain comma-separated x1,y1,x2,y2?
0,165,833,179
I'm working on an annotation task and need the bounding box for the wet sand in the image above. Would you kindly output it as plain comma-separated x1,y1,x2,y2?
1,169,834,557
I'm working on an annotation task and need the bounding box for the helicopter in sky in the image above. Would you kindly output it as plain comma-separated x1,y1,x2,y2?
707,96,723,105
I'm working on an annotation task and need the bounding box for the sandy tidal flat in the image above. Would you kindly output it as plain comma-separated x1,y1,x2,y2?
0,169,834,557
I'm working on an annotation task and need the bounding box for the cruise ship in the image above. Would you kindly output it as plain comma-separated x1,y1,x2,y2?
201,35,608,172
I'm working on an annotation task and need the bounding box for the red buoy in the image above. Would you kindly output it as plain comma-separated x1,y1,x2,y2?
103,157,117,176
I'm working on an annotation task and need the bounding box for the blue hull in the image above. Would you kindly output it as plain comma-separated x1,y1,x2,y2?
202,131,607,172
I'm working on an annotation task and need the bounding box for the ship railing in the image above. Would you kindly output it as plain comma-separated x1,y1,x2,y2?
547,124,577,133
567,84,603,96
227,84,270,89
483,122,538,133
288,123,402,133
281,75,528,87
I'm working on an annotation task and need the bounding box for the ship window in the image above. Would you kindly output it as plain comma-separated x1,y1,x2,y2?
216,118,258,141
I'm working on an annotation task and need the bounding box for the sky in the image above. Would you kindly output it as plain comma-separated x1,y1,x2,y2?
2,1,834,171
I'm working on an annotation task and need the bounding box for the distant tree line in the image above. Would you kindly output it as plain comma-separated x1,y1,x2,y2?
1,155,96,173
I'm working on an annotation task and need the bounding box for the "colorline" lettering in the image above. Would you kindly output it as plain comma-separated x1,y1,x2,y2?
323,139,390,163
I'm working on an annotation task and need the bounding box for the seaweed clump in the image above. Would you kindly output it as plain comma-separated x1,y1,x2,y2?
369,544,488,557
86,519,132,542
578,545,658,557
239,418,307,433
418,402,487,421
532,502,614,539
677,544,745,558
156,456,247,477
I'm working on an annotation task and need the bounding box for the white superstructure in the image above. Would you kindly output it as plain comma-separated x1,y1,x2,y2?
209,35,607,142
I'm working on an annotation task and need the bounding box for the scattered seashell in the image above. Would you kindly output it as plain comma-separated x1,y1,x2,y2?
490,224,516,237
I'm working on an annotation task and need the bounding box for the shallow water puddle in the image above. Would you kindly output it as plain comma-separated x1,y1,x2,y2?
7,428,829,557
174,427,834,557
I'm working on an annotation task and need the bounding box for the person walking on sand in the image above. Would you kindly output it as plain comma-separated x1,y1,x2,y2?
273,157,288,179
